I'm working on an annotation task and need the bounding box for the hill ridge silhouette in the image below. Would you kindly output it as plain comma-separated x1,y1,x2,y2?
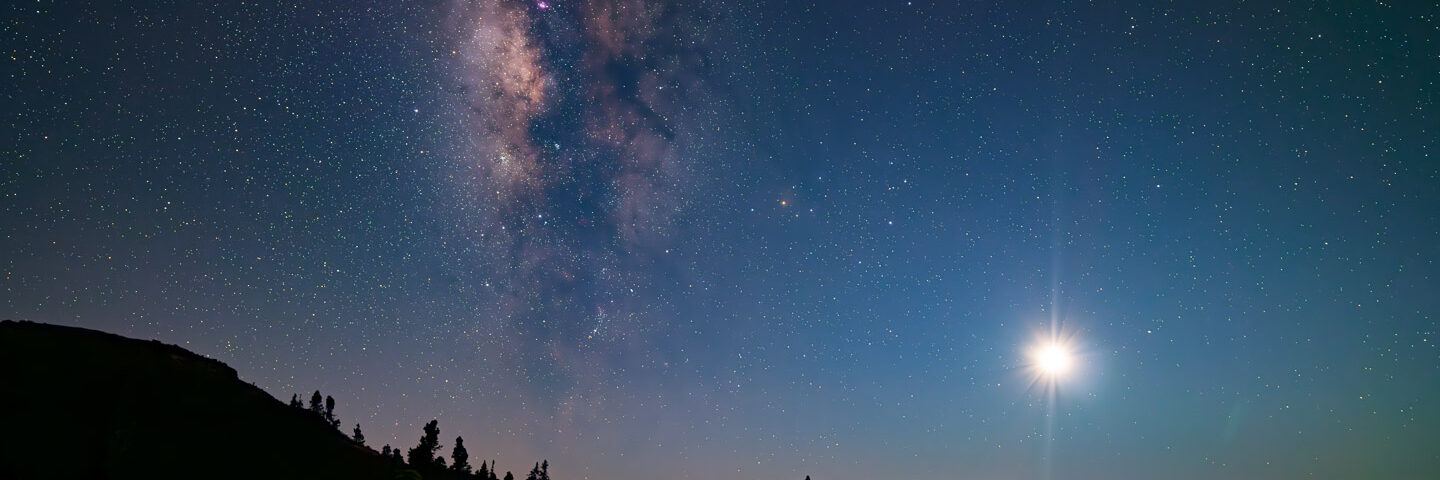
0,320,469,479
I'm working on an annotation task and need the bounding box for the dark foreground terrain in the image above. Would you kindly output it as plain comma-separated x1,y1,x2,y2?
0,320,401,480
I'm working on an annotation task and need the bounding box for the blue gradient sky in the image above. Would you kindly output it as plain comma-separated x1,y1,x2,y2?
3,1,1437,479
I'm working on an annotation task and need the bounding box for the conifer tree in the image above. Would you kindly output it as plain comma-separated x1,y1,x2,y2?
478,459,490,480
407,419,442,466
309,390,324,415
382,445,392,457
526,462,540,480
352,424,365,446
325,395,340,428
451,436,471,473
289,393,302,408
540,460,549,480
504,472,515,480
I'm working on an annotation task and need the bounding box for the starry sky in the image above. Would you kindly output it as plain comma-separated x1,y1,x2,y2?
3,1,1438,479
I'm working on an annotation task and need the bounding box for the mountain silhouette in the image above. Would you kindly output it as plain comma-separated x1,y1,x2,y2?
0,320,396,479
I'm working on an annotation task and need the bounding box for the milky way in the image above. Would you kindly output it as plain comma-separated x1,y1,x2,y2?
437,0,728,414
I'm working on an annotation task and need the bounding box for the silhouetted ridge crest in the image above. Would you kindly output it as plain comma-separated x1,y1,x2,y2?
0,321,449,479
0,320,798,480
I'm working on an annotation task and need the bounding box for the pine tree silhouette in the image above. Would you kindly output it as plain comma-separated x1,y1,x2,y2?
382,445,391,457
526,462,540,480
504,472,515,480
540,460,550,480
489,461,499,480
451,436,471,473
391,448,404,466
324,395,340,428
352,424,365,446
407,419,442,466
309,390,323,415
289,393,302,408
478,458,490,479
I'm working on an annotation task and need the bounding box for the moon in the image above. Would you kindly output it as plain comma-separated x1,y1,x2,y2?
1032,342,1074,377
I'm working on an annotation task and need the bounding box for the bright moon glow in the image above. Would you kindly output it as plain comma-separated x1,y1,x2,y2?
1034,343,1072,376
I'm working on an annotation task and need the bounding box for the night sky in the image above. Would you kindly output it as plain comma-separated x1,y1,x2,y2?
4,1,1438,479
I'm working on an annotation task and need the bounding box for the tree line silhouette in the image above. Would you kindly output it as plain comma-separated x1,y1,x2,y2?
0,320,815,479
288,389,811,480
289,390,549,480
